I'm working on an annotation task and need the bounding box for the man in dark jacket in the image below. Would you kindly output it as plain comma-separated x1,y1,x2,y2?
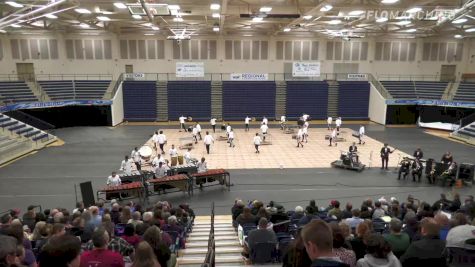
302,220,349,267
400,218,447,267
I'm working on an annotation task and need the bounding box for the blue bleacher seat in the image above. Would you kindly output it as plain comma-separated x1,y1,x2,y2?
37,80,110,100
167,81,211,121
123,81,157,121
337,81,370,119
222,81,276,120
381,81,417,99
286,81,328,120
454,83,475,102
0,81,38,103
414,81,447,100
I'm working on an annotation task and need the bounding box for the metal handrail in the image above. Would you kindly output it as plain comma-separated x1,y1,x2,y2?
367,73,392,99
377,74,442,82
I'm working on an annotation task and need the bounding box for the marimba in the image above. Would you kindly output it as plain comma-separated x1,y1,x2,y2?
148,174,192,195
167,164,198,176
97,181,144,202
192,169,231,191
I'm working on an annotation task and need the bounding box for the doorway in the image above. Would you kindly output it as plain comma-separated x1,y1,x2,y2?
125,64,133,73
440,65,456,82
16,63,35,81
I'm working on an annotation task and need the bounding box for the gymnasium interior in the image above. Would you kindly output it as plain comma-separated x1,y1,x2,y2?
0,0,475,266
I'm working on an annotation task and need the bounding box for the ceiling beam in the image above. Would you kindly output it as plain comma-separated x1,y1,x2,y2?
220,0,229,33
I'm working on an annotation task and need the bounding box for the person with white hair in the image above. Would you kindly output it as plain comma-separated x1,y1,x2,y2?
291,206,305,222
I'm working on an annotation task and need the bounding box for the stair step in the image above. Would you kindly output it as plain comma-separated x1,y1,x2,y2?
190,230,235,237
186,240,240,248
188,235,237,242
215,255,245,264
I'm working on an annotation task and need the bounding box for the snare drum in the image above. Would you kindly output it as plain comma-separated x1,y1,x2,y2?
139,146,153,161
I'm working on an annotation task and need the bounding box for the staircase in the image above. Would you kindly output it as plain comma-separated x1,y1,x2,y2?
177,215,245,267
25,80,50,102
450,121,475,145
156,81,168,121
275,81,287,121
327,80,339,117
443,82,458,101
211,81,223,120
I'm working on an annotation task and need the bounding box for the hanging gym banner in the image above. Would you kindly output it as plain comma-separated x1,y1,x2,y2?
386,99,475,108
292,62,321,77
0,100,113,112
229,73,269,81
176,62,204,77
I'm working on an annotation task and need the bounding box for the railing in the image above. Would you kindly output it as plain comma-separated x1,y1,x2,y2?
109,73,124,99
202,202,215,267
6,110,55,130
458,112,475,129
377,74,442,81
368,73,393,99
35,74,113,81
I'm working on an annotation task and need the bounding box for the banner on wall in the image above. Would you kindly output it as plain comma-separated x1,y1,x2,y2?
0,100,113,113
124,73,145,80
230,73,269,81
348,74,368,79
385,99,475,108
176,62,204,77
292,62,321,77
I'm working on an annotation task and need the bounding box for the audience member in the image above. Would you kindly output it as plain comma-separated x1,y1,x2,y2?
384,218,410,258
39,235,81,267
328,201,343,221
0,235,22,267
80,227,124,267
342,203,353,219
345,209,364,231
142,226,171,267
330,222,356,267
245,218,277,259
372,201,386,219
350,221,372,260
290,206,305,222
122,224,141,247
131,241,160,267
434,213,450,240
356,234,401,267
236,207,257,226
282,228,312,267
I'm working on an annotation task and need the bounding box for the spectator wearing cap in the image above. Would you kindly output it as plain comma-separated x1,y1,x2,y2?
400,218,447,267
80,227,124,267
245,218,277,259
301,220,349,267
328,201,343,221
342,203,353,219
384,218,410,258
356,234,401,267
39,235,81,267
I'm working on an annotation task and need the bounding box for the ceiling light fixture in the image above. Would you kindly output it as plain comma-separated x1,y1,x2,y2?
212,13,220,18
144,33,155,36
132,14,142,19
143,23,152,27
405,29,417,32
303,15,313,20
10,24,22,28
210,4,220,10
252,17,263,22
243,34,252,37
75,8,91,14
97,16,110,21
113,3,127,9
5,1,23,8
168,5,180,10
381,0,399,4
454,34,463,39
376,17,388,23
152,26,159,30
213,26,220,32
283,28,291,32
173,17,184,22
0,30,6,33
396,20,411,25
45,14,58,19
320,5,333,12
349,10,365,16
259,7,272,13
465,28,475,32
406,7,422,14
452,18,467,24
328,19,342,25
79,23,90,28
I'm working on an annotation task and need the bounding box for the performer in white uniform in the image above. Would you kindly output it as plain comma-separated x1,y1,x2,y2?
228,128,235,148
179,115,186,132
335,117,342,132
327,116,332,130
120,156,134,175
303,121,309,143
152,131,159,150
192,126,199,144
196,122,202,140
297,127,304,148
210,118,217,133
280,115,286,130
260,123,268,141
184,148,192,164
262,116,268,125
107,172,121,186
154,162,168,177
302,114,310,122
359,125,366,145
131,147,141,171
329,128,338,146
253,133,262,153
203,131,214,154
226,123,232,137
169,145,178,162
245,116,250,132
157,130,167,155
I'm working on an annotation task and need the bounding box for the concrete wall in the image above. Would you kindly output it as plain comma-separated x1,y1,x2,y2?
0,33,474,79
368,83,387,125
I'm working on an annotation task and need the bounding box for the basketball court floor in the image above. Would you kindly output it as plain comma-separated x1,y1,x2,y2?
0,123,473,215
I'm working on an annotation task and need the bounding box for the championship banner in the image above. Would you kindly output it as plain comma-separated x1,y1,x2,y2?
176,62,204,77
386,99,475,108
230,73,269,81
0,100,113,113
292,62,321,77
348,74,368,79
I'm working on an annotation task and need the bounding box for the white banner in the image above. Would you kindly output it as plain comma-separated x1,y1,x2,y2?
347,74,368,79
230,73,269,81
124,73,145,80
176,62,204,77
292,62,321,77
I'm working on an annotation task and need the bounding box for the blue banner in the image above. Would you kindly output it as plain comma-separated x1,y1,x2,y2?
0,100,113,112
385,99,475,108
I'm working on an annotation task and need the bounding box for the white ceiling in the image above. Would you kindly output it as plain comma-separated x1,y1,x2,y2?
1,0,474,39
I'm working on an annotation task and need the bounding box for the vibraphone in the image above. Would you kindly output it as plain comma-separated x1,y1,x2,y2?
192,169,231,191
97,181,145,202
147,174,192,196
119,171,155,183
167,164,198,176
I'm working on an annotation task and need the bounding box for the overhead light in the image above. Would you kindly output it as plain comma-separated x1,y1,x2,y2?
10,24,22,28
168,5,180,10
79,23,90,28
75,8,91,14
243,34,252,37
97,16,110,21
0,30,6,33
132,14,142,19
5,1,23,8
405,29,417,32
45,14,58,19
213,26,219,32
152,26,159,30
376,17,388,23
454,34,463,39
381,0,399,4
210,3,220,10
173,17,184,22
328,19,342,25
252,17,263,22
259,7,272,13
101,10,114,15
452,18,467,24
320,5,333,12
244,25,251,29
283,28,291,32
143,22,152,27
406,7,422,14
113,2,127,9
212,13,220,18
303,15,313,20
465,28,475,32
349,10,365,16
144,33,155,36
396,20,411,25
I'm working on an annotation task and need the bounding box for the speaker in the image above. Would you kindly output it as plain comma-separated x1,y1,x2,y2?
458,163,475,182
79,181,95,208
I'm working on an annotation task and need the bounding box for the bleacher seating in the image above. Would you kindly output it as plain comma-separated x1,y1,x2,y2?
286,81,328,120
37,80,110,100
0,113,53,142
0,81,38,103
222,81,276,120
167,81,211,121
123,81,157,121
457,123,475,139
454,83,475,102
381,81,417,99
414,81,448,100
337,81,370,119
